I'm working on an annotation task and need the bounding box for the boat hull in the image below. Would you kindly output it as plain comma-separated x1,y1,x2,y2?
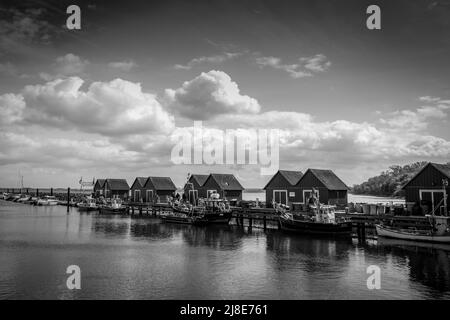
376,225,450,243
99,207,127,214
280,217,352,235
161,215,194,224
77,206,98,212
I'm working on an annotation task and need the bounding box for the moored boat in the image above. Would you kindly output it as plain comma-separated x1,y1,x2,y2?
77,197,99,211
376,216,450,243
99,199,127,214
36,196,59,206
277,202,352,236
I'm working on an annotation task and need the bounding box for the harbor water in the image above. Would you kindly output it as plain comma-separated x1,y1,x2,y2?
0,200,449,300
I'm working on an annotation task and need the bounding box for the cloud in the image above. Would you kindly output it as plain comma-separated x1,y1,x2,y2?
256,54,331,78
174,52,242,70
0,7,55,52
380,97,449,131
163,70,261,120
108,60,138,72
0,77,175,136
40,53,90,80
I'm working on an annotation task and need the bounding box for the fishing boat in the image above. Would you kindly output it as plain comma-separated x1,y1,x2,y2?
17,195,31,203
193,197,233,224
276,201,352,236
99,199,127,214
376,216,450,243
36,196,59,206
77,197,99,211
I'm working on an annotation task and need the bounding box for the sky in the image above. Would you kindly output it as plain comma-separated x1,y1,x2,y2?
0,0,450,189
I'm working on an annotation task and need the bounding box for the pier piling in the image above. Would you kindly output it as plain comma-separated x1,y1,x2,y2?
67,188,70,213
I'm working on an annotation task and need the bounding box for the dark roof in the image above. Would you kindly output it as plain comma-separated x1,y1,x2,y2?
106,179,129,190
190,174,209,187
132,177,148,189
95,179,106,188
208,174,244,190
263,170,303,189
147,177,177,191
402,162,450,189
298,169,349,190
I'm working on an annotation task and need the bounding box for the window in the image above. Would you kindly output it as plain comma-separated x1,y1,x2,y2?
134,190,141,202
146,190,153,203
302,189,320,204
273,190,288,205
207,190,217,198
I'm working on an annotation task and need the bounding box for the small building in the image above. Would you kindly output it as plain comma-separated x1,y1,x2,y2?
263,170,303,206
295,169,349,205
143,177,177,203
402,162,450,215
93,179,106,197
104,179,130,200
183,174,209,204
130,177,149,202
202,173,244,201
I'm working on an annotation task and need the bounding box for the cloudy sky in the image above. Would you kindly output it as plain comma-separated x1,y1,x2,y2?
1,0,450,189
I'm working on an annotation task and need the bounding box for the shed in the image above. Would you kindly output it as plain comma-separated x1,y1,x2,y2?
263,170,303,206
295,169,349,205
202,174,244,201
402,162,450,215
93,179,106,197
183,174,209,204
104,179,130,200
130,177,149,202
143,177,177,203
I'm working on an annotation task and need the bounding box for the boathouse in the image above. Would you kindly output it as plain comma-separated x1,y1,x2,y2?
104,179,130,200
93,179,106,197
130,177,149,202
202,174,244,201
263,170,303,206
143,177,177,203
295,169,349,206
402,162,449,215
183,174,209,204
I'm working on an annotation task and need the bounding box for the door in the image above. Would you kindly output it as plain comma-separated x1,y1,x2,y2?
273,190,287,205
146,190,153,203
420,190,444,214
134,190,141,202
189,190,198,205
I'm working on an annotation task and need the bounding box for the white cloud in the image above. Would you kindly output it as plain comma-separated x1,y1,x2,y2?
0,76,175,136
108,60,137,72
164,70,261,120
40,53,90,80
256,54,331,78
174,52,242,70
380,97,449,131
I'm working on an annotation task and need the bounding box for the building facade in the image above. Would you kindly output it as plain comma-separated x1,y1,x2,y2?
104,179,130,200
264,170,303,206
402,162,450,215
183,174,209,204
143,177,177,203
202,174,244,201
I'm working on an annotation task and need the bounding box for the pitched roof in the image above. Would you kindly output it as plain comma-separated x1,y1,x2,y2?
298,169,349,190
190,174,209,187
208,174,244,190
95,179,106,188
263,170,303,189
132,177,148,189
402,162,450,189
147,177,177,191
106,179,129,190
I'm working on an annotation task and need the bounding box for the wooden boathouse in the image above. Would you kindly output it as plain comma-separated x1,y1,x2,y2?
183,174,209,204
130,177,149,202
402,162,449,215
93,179,106,197
202,174,244,202
295,169,349,206
143,177,177,204
263,170,303,207
104,179,130,200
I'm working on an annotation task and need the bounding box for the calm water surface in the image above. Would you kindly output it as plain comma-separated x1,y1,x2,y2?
0,200,449,300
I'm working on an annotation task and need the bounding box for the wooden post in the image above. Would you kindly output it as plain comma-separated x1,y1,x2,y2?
263,215,267,230
67,188,70,212
132,206,135,215
50,188,53,196
248,217,253,229
36,188,39,197
139,206,142,215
